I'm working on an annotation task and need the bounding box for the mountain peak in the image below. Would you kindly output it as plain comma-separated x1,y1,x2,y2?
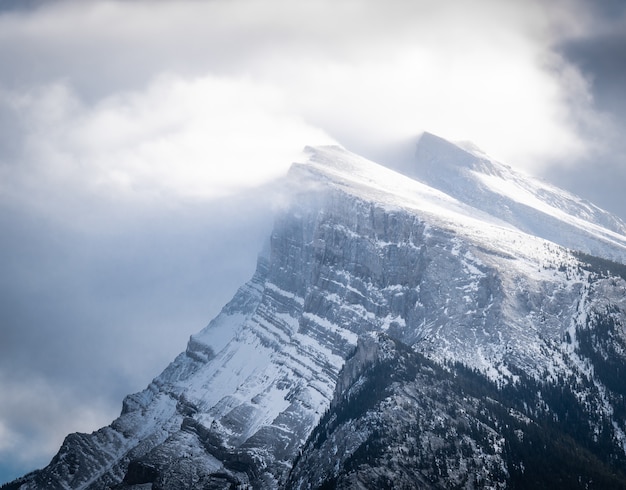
296,137,626,264
416,131,479,167
382,131,496,180
377,132,626,263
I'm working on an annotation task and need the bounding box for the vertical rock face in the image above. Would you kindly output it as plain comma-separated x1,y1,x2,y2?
9,138,626,489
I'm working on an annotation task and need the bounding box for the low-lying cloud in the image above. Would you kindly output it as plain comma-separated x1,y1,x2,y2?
0,75,333,205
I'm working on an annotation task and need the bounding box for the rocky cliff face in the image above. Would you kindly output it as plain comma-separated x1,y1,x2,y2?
8,137,626,489
288,331,626,489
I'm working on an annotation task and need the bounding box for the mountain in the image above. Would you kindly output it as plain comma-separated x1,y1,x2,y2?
7,134,626,489
394,132,626,262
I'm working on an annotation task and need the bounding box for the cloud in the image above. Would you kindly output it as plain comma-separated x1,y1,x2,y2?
0,0,604,173
0,76,333,207
557,2,626,125
537,0,626,218
0,371,115,465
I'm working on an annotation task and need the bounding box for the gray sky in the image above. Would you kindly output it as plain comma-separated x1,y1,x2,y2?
544,1,626,216
1,0,625,483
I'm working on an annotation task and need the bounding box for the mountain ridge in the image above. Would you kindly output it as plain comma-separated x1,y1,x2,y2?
392,132,626,261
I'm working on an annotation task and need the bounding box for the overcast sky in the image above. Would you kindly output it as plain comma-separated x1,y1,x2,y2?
1,0,626,483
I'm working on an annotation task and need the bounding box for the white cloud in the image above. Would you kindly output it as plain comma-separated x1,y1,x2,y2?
0,0,603,178
0,75,334,204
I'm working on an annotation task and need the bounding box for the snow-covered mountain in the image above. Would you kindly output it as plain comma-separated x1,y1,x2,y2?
8,134,626,489
393,132,626,262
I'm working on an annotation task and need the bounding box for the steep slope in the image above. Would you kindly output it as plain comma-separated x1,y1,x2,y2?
288,334,626,489
7,141,626,489
389,132,626,263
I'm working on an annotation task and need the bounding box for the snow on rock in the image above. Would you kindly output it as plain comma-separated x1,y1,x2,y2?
389,131,626,263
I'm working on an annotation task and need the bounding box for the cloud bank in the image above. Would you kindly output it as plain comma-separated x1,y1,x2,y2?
0,0,604,188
